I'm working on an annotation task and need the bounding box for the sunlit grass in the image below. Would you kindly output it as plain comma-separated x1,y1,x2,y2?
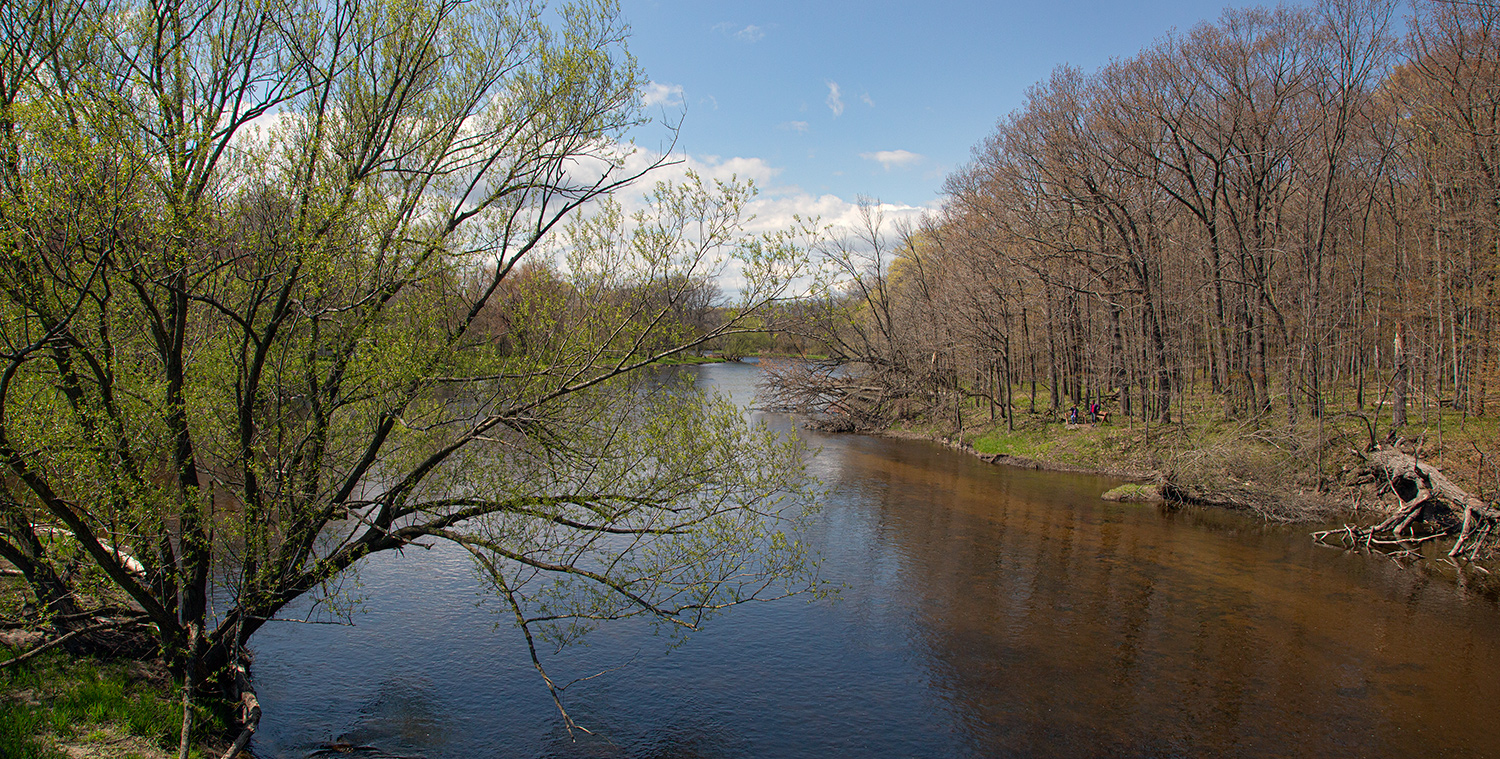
947,383,1500,502
0,646,227,759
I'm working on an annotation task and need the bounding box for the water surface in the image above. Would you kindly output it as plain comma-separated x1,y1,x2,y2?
249,361,1500,757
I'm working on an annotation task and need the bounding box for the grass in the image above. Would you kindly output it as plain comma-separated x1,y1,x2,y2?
652,353,727,366
1101,483,1164,502
0,645,227,759
0,701,55,759
903,383,1500,515
964,417,1155,473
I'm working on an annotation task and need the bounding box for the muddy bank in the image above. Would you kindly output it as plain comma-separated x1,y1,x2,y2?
813,418,1500,567
825,422,1386,525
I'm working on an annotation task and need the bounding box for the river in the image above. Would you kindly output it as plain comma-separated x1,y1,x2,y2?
248,361,1500,758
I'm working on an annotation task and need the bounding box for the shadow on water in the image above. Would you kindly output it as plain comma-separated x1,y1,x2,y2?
250,361,1500,758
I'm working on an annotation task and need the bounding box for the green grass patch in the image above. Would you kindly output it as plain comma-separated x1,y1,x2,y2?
0,647,226,759
966,415,1155,471
49,672,180,744
1101,483,1164,502
0,701,61,759
970,426,1053,459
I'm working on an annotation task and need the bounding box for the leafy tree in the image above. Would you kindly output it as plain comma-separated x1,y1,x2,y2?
0,0,820,745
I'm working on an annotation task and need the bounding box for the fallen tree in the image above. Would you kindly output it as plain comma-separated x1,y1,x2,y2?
1314,446,1499,563
757,359,902,432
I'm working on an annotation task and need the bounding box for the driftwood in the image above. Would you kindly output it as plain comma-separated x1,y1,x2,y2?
219,660,261,759
1313,446,1499,562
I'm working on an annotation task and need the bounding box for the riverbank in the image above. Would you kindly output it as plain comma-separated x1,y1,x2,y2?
861,403,1498,533
869,418,1343,520
0,571,231,759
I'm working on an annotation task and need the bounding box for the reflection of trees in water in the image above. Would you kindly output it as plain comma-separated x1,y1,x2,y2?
841,442,1495,758
254,415,1500,757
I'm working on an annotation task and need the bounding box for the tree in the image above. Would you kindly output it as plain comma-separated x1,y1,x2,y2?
1402,0,1500,420
0,0,821,745
763,199,939,430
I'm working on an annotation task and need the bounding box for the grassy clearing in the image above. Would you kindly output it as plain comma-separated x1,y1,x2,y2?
0,646,227,759
963,417,1159,473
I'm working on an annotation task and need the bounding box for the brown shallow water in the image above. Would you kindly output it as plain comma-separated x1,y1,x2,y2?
249,362,1500,758
843,440,1500,757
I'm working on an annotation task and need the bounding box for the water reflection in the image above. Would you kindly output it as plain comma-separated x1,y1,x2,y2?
819,429,1500,758
250,361,1500,758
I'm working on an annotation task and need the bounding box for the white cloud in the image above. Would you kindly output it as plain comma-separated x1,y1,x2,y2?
825,81,844,118
641,81,684,108
780,121,809,133
860,149,923,170
713,22,766,42
860,93,875,107
559,143,938,295
611,148,782,197
735,24,765,42
747,192,929,237
613,149,932,235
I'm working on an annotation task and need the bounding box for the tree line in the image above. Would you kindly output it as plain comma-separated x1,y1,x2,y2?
781,0,1498,447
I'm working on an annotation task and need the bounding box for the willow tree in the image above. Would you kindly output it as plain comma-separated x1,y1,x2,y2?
0,0,820,743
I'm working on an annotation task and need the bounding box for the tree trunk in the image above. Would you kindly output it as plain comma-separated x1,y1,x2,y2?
1393,321,1408,429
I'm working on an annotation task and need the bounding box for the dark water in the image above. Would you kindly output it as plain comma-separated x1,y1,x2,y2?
249,362,1500,758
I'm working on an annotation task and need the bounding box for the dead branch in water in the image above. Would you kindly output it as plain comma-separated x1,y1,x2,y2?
218,660,261,759
1313,447,1499,564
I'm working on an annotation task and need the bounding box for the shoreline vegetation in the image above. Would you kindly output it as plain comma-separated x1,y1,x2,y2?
782,377,1500,571
724,350,1496,555
740,347,1498,567
0,646,228,759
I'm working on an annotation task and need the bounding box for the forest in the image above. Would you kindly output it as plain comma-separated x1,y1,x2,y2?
762,0,1500,554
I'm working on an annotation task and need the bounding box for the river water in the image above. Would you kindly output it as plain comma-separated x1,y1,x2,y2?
249,361,1500,758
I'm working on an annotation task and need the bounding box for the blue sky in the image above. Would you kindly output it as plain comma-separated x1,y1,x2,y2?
619,0,1290,227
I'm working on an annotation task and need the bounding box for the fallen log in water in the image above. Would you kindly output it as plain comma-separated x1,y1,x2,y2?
1312,446,1499,563
219,660,261,759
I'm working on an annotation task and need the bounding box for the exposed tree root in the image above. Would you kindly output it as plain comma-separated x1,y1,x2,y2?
1313,446,1500,564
